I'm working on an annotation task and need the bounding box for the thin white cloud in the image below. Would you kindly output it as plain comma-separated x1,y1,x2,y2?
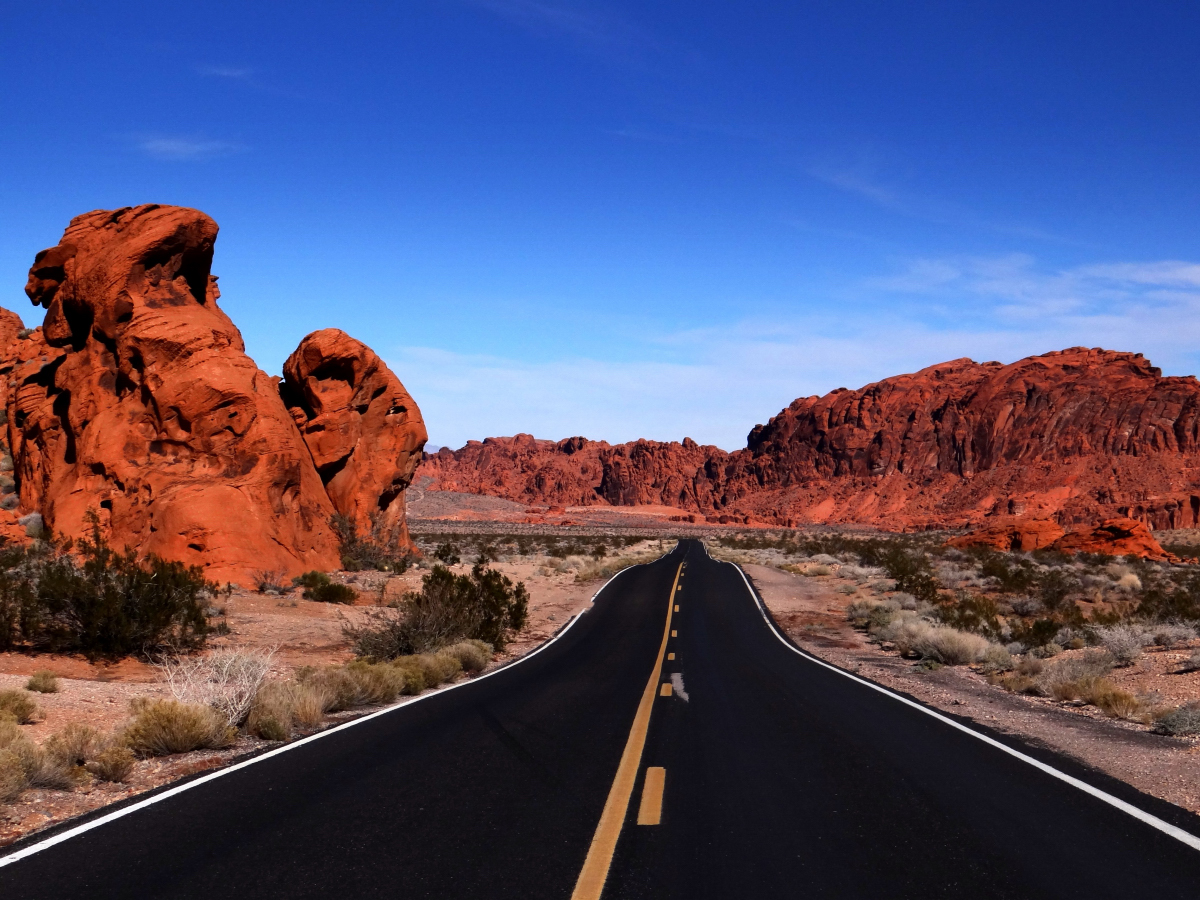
389,253,1200,451
136,135,245,161
197,65,254,79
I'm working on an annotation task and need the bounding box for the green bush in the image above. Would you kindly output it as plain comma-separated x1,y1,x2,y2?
345,563,527,658
309,582,357,604
333,514,413,573
434,542,461,565
0,518,211,658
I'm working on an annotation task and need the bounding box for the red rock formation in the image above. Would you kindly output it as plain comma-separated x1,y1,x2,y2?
946,520,1066,553
425,348,1200,532
11,205,341,581
282,329,427,551
1050,517,1176,562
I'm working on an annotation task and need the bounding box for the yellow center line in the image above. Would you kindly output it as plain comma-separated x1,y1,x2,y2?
570,562,681,900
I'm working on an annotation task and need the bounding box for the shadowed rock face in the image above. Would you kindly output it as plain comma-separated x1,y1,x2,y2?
282,329,427,551
424,349,1200,531
11,204,341,580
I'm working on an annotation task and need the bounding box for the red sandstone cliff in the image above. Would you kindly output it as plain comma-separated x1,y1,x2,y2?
422,349,1200,531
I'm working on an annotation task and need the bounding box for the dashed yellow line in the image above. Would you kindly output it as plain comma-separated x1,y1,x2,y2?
570,562,681,900
636,768,666,825
659,682,672,697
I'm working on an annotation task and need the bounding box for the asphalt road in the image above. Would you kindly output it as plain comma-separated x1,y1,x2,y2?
4,539,1200,898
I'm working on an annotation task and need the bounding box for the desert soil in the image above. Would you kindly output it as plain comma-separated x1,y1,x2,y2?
747,562,1200,816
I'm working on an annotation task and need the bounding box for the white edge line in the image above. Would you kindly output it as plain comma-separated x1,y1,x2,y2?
719,555,1200,853
0,561,649,869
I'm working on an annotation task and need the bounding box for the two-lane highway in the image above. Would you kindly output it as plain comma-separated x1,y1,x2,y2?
4,539,1200,898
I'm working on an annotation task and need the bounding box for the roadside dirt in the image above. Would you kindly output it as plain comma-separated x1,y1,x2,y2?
747,563,1200,816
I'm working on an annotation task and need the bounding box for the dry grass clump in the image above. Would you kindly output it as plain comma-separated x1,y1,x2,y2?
575,550,664,582
86,742,135,783
0,749,25,802
1036,649,1116,696
123,699,236,758
25,670,59,693
247,680,329,742
164,648,275,727
0,720,76,800
0,689,37,724
441,639,492,674
1155,703,1200,736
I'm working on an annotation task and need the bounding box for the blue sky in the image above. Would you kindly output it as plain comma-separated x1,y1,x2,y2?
3,1,1200,449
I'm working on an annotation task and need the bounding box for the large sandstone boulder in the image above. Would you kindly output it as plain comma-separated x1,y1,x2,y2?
1049,517,1177,562
12,204,341,581
282,329,427,551
946,519,1066,553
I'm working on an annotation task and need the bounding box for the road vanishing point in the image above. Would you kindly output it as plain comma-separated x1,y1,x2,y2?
4,539,1200,898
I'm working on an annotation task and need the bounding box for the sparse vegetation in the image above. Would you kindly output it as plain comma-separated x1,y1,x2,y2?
0,515,212,658
292,570,358,604
345,563,526,658
122,699,236,757
0,689,38,724
164,648,275,727
333,513,413,573
25,669,58,693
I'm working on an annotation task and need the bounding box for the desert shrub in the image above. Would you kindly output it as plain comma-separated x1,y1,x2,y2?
937,592,1001,638
165,648,275,727
1094,624,1151,666
1087,680,1142,719
25,670,59,693
1036,649,1115,697
0,720,74,790
0,518,212,657
1150,623,1196,647
994,672,1039,694
123,699,236,757
1032,642,1063,659
1155,703,1200,736
246,680,328,741
346,563,527,658
575,550,663,582
295,662,408,713
1016,655,1044,676
0,690,37,724
333,513,413,573
434,542,461,565
913,627,991,666
0,749,25,801
846,599,884,626
878,547,941,604
979,644,1014,674
442,639,492,673
86,742,135,782
44,723,99,767
254,570,289,594
311,582,357,604
1010,596,1045,617
1181,649,1200,673
293,571,329,590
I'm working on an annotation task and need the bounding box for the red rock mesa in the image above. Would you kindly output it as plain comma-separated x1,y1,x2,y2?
425,349,1200,532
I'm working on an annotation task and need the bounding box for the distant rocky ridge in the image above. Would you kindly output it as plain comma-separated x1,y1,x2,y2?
0,204,426,581
423,349,1200,532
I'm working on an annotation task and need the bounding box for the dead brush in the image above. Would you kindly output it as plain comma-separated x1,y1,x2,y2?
164,648,276,727
122,699,236,757
44,722,99,767
0,720,74,792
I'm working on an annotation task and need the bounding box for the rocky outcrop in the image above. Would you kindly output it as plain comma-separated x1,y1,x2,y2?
282,329,427,551
425,348,1200,532
946,520,1066,553
10,205,342,581
1049,517,1177,562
